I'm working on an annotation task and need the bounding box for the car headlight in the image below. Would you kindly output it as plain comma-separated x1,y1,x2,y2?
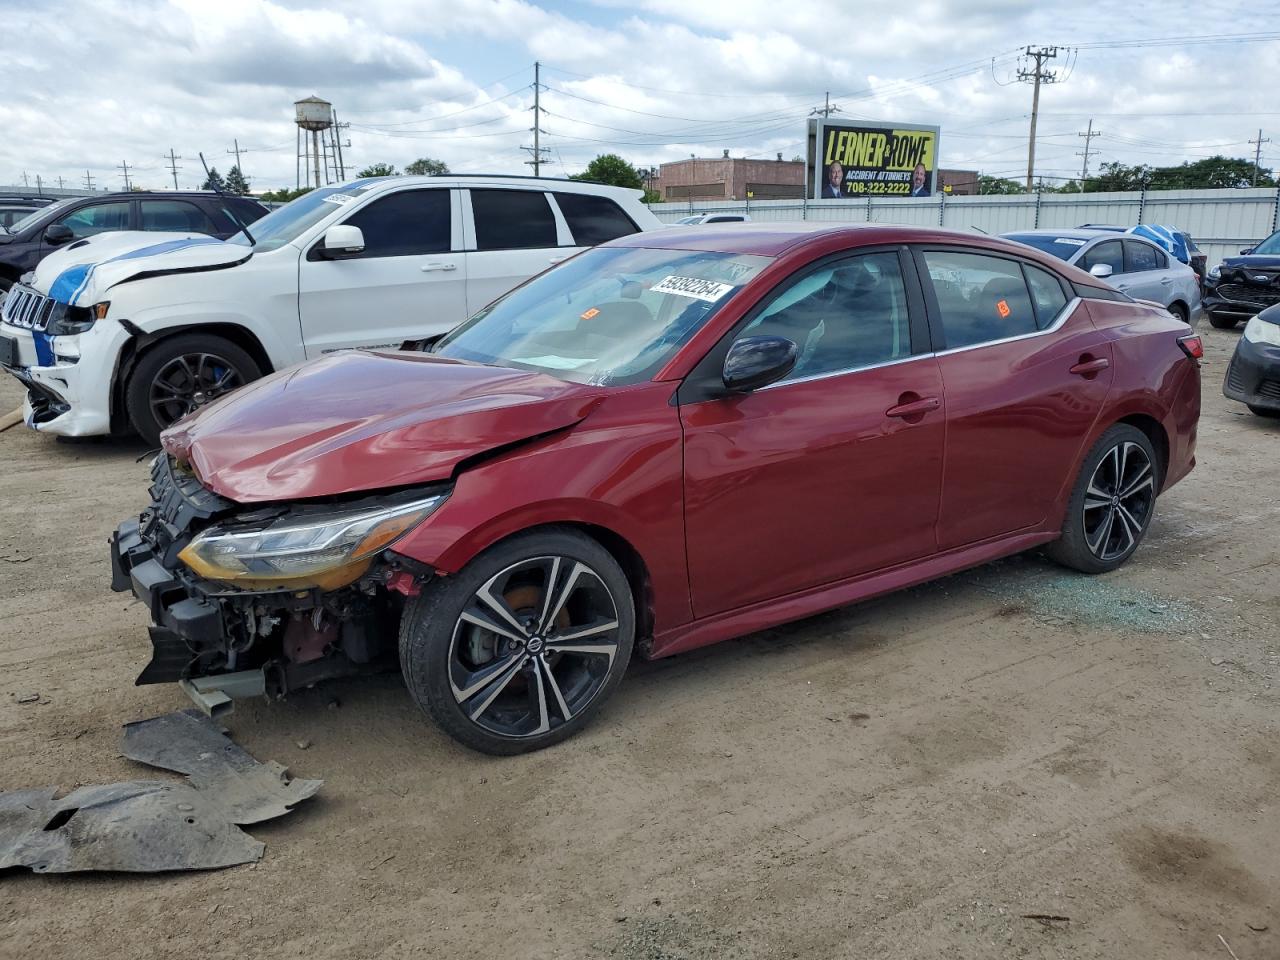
1243,315,1280,346
47,301,109,336
1207,264,1221,281
178,492,448,589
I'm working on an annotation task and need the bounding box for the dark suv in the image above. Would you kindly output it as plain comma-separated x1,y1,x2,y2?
0,191,267,291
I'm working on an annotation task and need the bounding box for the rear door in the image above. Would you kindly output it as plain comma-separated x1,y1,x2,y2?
462,188,570,314
298,187,465,357
680,248,945,616
918,248,1113,549
1120,239,1172,304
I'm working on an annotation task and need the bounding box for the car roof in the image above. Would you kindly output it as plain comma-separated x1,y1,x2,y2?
612,222,1082,259
1003,228,1120,241
347,174,645,200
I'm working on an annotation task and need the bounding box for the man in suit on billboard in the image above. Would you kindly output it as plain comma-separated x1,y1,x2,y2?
910,163,931,197
823,161,845,198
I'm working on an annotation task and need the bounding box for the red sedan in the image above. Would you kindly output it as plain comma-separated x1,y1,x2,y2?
112,224,1202,754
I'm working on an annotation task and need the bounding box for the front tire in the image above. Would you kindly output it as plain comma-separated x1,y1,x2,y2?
125,334,260,446
1208,313,1238,329
399,528,635,755
1045,424,1159,574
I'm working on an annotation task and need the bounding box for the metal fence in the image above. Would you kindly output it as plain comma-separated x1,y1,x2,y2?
650,187,1280,266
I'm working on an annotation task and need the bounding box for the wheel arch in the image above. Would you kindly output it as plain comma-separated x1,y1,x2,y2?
1116,412,1169,491
112,322,275,431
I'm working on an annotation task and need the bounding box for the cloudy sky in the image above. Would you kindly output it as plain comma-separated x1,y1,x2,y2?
2,0,1277,194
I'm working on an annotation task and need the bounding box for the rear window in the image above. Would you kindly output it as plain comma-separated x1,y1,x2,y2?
922,250,1038,349
1124,240,1165,272
471,189,557,251
1003,234,1090,261
553,192,638,245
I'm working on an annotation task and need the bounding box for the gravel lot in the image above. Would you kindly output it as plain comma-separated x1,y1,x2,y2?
1,324,1277,959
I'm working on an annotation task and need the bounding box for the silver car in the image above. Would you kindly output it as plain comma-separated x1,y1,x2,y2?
1001,229,1202,326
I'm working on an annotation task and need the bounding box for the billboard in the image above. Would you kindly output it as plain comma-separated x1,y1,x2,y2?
814,120,940,199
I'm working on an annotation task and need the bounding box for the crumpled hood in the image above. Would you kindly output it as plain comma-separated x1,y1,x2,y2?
162,351,605,503
32,232,249,306
1219,254,1280,273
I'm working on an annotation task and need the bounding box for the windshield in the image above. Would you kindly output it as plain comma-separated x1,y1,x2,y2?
1003,233,1089,261
228,183,377,251
8,199,69,235
433,245,773,385
1253,231,1280,256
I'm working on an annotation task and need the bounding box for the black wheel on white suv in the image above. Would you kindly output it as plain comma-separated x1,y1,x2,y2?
125,333,261,446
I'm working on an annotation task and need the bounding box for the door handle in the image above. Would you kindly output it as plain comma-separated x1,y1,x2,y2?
1069,356,1110,377
1160,277,1173,284
886,396,940,419
421,262,457,272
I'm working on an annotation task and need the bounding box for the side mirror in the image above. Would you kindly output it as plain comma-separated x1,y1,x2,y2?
1089,263,1114,279
722,336,798,393
320,224,365,258
44,223,74,245
1240,247,1255,256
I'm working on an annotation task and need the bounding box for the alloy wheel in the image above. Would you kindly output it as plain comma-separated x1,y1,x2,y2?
1082,441,1155,561
149,352,244,427
448,555,622,739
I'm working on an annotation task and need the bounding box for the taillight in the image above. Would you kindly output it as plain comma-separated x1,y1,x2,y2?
1177,334,1203,361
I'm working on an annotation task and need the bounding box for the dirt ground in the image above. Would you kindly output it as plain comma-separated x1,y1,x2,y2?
0,323,1277,960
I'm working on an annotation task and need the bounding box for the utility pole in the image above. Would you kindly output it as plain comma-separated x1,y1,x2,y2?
21,171,29,188
83,170,96,191
56,176,65,189
164,149,182,190
226,138,245,173
118,160,132,190
809,92,843,119
35,175,43,195
331,112,351,181
1016,46,1061,193
1250,129,1270,186
1076,119,1100,190
522,61,550,175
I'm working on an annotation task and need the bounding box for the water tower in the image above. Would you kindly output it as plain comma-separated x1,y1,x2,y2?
294,95,347,188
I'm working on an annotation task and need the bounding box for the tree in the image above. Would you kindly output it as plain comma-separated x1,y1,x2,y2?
224,165,251,195
570,154,644,190
1146,155,1274,190
201,167,226,191
405,157,449,176
356,162,398,178
1083,162,1154,192
978,175,1024,195
258,186,314,204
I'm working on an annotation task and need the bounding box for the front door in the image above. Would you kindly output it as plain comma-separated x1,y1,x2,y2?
1118,238,1171,303
917,248,1114,549
298,187,465,357
681,250,945,618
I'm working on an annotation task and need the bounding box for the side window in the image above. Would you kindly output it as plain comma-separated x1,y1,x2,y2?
1124,240,1163,272
58,202,130,238
921,250,1037,349
139,200,218,235
341,189,450,258
1024,264,1069,330
471,189,557,251
553,192,639,245
737,251,912,383
1080,240,1124,275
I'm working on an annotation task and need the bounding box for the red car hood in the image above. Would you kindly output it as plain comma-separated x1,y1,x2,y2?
162,351,604,502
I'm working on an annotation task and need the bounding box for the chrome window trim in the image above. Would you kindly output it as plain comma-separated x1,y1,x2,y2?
756,350,925,392
933,295,1081,357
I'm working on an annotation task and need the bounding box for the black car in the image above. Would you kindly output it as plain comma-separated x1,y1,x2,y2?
1203,230,1280,329
0,191,267,292
1223,303,1280,417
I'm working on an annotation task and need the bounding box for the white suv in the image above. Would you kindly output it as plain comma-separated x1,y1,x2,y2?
0,175,662,444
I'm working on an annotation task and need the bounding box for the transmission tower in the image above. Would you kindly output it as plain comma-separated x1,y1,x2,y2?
521,62,550,175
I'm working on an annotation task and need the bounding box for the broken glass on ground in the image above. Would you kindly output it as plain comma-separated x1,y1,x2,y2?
0,709,321,874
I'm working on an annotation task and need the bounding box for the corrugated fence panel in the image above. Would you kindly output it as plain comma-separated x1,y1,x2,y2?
648,187,1280,265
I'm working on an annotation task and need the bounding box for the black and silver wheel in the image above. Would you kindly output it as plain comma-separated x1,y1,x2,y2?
1046,424,1159,574
400,528,634,755
1208,313,1238,330
125,333,261,446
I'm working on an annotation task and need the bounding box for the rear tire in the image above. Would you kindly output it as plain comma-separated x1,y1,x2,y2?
1208,313,1238,329
1045,424,1159,574
1167,302,1188,325
125,334,260,447
399,528,635,755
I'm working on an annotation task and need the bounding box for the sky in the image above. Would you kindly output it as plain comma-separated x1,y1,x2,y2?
2,0,1278,194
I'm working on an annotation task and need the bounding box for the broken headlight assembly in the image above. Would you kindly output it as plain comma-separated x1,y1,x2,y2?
47,301,110,336
178,492,448,590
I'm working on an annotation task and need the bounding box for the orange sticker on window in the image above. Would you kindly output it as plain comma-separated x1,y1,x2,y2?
580,307,600,320
996,299,1011,318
